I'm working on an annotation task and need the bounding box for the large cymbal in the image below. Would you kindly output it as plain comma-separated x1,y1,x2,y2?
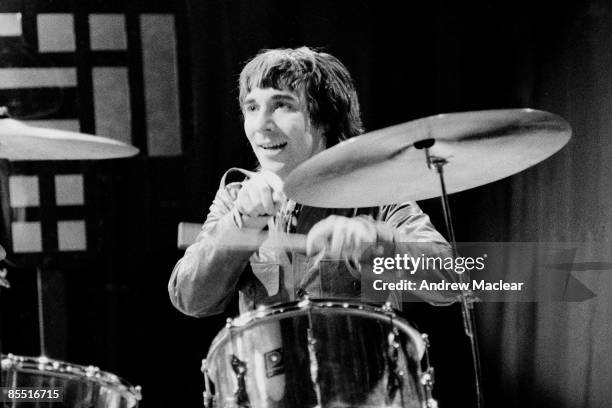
0,118,139,160
284,109,571,207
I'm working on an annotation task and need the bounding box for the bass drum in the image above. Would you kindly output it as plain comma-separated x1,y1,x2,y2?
204,299,432,408
1,354,141,408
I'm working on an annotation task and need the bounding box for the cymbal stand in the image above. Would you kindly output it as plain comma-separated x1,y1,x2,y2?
36,267,47,357
420,143,484,408
0,267,7,387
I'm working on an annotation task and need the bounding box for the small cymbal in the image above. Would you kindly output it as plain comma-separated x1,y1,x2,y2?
0,118,139,160
285,109,571,207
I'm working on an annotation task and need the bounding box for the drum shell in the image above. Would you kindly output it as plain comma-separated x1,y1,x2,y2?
1,355,141,408
206,302,425,408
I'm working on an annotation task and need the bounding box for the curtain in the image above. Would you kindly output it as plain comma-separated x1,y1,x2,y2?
478,3,612,407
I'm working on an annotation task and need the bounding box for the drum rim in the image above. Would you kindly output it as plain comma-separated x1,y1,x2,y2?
1,354,142,401
207,299,425,359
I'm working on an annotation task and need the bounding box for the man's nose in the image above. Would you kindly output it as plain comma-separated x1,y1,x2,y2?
255,109,275,132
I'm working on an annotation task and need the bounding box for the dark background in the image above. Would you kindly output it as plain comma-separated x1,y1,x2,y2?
2,1,612,407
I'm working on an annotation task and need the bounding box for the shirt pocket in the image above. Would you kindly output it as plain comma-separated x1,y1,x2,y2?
250,262,280,296
319,260,361,297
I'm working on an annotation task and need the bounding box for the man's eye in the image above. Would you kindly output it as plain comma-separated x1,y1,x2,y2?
275,102,294,110
244,104,258,112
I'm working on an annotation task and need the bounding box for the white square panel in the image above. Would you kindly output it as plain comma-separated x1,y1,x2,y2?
0,68,77,89
57,220,87,251
141,14,182,156
0,13,22,36
37,13,76,52
12,221,42,253
89,14,127,50
92,67,132,144
9,175,39,207
55,174,84,205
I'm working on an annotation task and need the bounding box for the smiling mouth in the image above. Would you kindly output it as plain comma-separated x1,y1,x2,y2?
260,142,288,150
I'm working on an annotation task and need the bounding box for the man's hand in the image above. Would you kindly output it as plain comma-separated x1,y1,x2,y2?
234,171,285,229
306,215,378,261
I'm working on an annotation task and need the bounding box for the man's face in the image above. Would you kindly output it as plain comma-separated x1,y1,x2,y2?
242,87,326,180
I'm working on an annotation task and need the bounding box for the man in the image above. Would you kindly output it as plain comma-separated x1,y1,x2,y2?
169,47,451,317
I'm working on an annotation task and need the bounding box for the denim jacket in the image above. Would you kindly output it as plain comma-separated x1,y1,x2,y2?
169,170,453,318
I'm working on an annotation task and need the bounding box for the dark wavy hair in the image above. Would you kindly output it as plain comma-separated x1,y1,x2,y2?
238,47,363,147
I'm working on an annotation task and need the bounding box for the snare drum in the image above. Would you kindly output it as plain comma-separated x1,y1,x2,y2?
1,354,142,407
203,299,434,408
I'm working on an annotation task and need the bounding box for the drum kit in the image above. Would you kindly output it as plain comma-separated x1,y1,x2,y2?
200,108,572,408
0,107,142,407
0,106,572,408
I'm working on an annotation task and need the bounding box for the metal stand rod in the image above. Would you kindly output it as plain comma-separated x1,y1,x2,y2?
0,267,12,388
36,267,46,357
0,280,3,387
428,152,484,408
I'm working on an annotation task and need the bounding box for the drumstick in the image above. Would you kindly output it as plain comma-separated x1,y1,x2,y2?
221,228,307,252
178,222,307,252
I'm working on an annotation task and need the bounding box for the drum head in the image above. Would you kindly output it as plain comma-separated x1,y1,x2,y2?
210,299,425,357
1,354,141,408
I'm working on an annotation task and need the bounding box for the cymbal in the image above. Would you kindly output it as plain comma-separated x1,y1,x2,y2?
0,118,139,160
284,109,571,208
